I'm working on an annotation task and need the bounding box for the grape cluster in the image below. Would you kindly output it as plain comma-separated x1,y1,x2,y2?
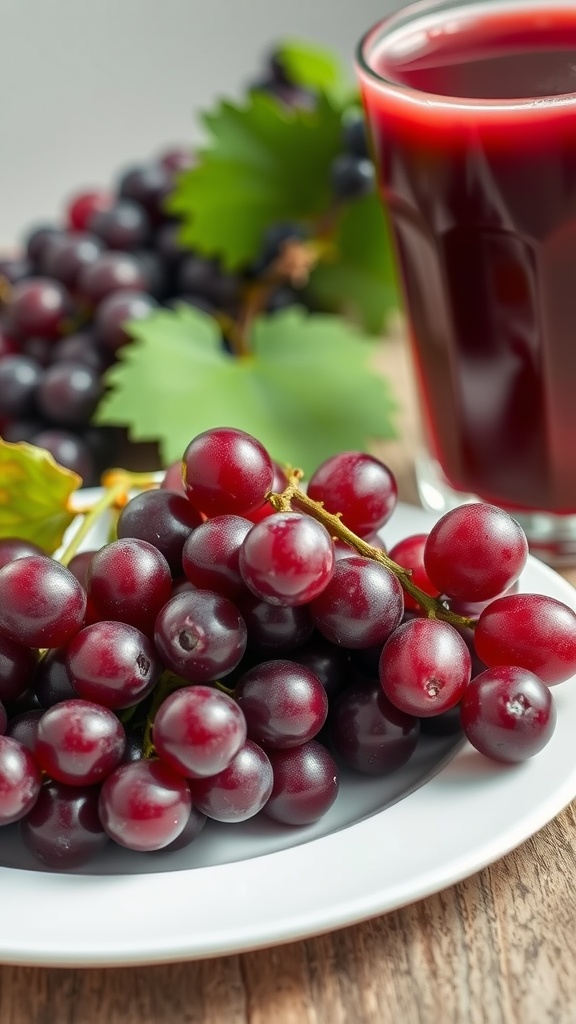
0,426,575,871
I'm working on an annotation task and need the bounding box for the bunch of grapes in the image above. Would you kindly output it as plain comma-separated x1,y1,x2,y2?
0,426,574,871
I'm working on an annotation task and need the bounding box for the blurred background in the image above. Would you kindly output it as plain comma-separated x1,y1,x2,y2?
0,0,402,244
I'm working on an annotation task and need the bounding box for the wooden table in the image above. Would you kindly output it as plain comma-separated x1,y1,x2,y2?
2,336,576,1024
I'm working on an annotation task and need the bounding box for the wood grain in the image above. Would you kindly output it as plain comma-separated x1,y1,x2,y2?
2,335,576,1024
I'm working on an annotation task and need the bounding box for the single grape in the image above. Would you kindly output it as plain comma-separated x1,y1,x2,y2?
51,331,107,372
460,666,556,762
66,190,114,232
0,735,42,824
0,537,44,569
263,741,339,825
188,740,273,822
239,512,335,606
117,488,203,577
330,154,375,199
20,780,109,869
31,429,97,483
6,710,43,751
235,659,328,749
7,277,71,340
117,163,172,221
181,514,252,599
0,632,39,703
36,361,103,425
66,550,97,589
25,225,64,265
379,617,471,717
94,289,158,354
388,534,440,611
35,698,126,785
77,251,148,305
474,593,576,685
0,355,42,417
43,232,105,289
423,503,528,602
0,555,86,648
238,592,314,654
99,759,192,852
306,452,397,537
66,620,161,710
152,685,247,778
87,538,173,636
182,427,274,518
154,590,247,683
88,199,150,250
329,680,420,775
310,556,404,649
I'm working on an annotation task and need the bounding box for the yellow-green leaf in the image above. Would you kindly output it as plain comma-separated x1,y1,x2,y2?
0,440,82,554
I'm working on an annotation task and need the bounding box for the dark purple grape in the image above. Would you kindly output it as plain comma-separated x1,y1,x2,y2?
6,710,43,751
263,741,339,825
0,537,44,569
117,163,172,221
34,647,78,708
235,659,328,749
43,232,105,289
7,278,72,340
87,538,173,636
117,488,203,577
35,698,126,785
310,556,404,649
154,589,247,683
290,635,350,699
25,226,65,266
51,331,107,372
2,419,43,444
330,154,375,199
30,429,97,483
36,361,103,425
460,666,556,763
77,252,148,305
0,632,39,703
181,514,252,599
238,591,314,654
94,290,158,354
20,780,109,868
0,554,86,648
0,355,42,416
188,740,273,822
88,200,150,250
330,680,420,775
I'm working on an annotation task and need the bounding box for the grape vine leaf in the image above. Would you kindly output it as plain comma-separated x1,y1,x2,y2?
166,91,344,270
308,193,400,334
274,39,354,106
95,306,397,473
0,440,81,553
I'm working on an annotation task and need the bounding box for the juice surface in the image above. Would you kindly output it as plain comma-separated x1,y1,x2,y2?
362,5,576,512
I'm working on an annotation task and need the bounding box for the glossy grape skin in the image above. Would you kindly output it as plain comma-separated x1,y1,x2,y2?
310,556,404,649
244,462,289,523
66,190,114,232
182,427,274,518
423,503,528,603
66,550,97,589
0,537,44,569
0,555,86,648
306,452,397,537
239,512,335,607
263,741,339,825
235,659,329,749
116,489,202,577
44,232,105,289
94,289,158,354
0,736,42,824
25,225,63,265
20,780,109,869
379,618,471,717
474,594,576,685
0,633,38,703
154,590,247,683
118,163,172,221
66,621,161,710
87,538,172,636
98,759,192,852
460,666,556,763
329,680,420,776
290,635,350,699
155,803,207,852
0,355,42,417
35,699,126,785
37,361,103,425
0,701,6,735
6,710,43,751
88,199,150,250
152,685,247,778
181,515,252,599
7,277,71,340
388,534,440,611
188,740,273,822
330,155,375,199
237,592,314,654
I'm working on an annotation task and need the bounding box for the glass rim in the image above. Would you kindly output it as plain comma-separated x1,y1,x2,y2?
356,0,576,112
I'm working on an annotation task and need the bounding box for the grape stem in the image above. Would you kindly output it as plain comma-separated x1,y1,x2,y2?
266,479,476,630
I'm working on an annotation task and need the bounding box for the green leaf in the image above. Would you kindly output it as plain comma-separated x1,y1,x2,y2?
95,306,397,475
275,39,354,106
166,91,344,270
308,193,400,334
0,440,81,553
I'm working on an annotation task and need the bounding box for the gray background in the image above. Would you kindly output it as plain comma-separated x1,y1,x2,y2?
0,0,402,245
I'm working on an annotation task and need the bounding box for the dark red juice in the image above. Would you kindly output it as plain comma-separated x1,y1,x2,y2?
359,3,576,512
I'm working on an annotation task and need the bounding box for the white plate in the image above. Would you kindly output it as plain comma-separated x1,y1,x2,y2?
1,500,576,967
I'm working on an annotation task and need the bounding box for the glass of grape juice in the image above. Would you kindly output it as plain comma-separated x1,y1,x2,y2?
357,0,576,564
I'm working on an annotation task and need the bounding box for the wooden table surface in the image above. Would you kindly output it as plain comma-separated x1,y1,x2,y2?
2,335,576,1024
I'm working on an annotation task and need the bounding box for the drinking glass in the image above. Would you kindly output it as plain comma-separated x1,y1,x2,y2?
357,0,576,563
